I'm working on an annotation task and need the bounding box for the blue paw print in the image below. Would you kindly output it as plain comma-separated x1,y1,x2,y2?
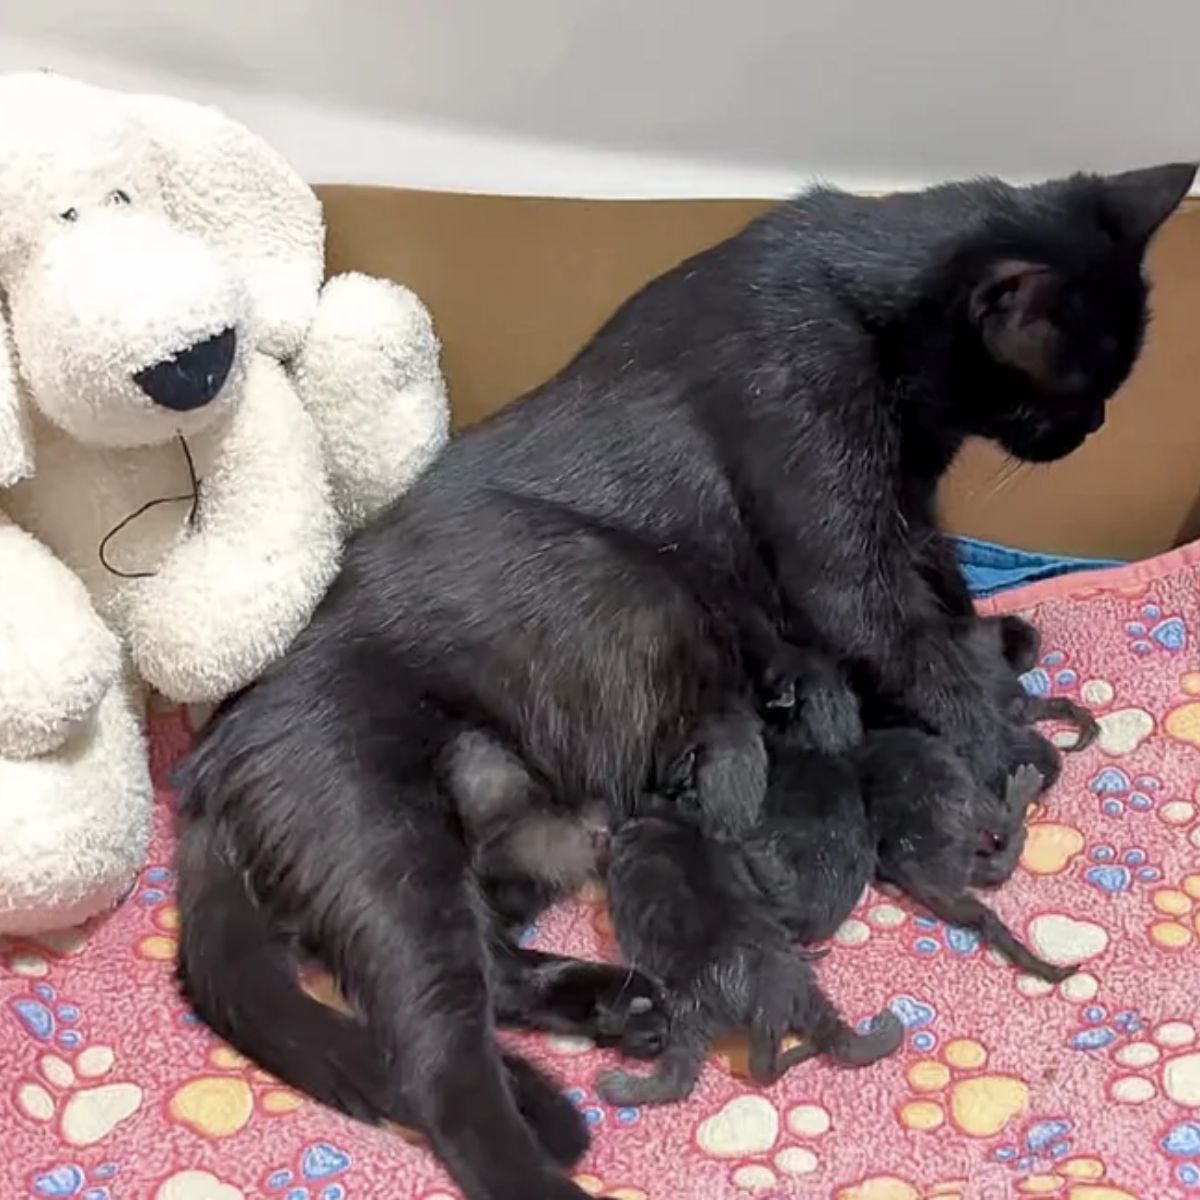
9,984,84,1051
265,1141,351,1200
567,1085,638,1126
32,1161,118,1199
1068,1003,1143,1051
136,865,172,907
1019,649,1080,703
992,1116,1074,1175
1082,844,1161,895
1164,1122,1200,1190
911,915,981,959
886,994,937,1052
1089,767,1160,818
517,924,538,947
1126,603,1188,655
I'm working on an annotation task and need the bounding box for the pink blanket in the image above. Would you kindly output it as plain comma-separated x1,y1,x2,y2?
4,544,1200,1200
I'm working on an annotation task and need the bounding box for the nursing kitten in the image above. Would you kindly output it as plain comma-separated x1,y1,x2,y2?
596,800,902,1107
857,729,1074,981
176,164,1190,1200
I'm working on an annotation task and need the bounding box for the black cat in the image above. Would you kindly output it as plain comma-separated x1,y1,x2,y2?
174,164,1192,1200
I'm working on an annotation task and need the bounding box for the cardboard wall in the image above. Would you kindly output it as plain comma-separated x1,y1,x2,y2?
318,186,1200,561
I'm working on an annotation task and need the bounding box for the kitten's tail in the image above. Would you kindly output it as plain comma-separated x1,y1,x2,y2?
784,977,905,1070
174,814,408,1126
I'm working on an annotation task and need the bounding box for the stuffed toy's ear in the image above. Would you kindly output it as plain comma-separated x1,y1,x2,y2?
128,92,325,359
0,307,32,487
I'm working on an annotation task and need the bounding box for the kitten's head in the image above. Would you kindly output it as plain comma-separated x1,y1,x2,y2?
951,163,1195,462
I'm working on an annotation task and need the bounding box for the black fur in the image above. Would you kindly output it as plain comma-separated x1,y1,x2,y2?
857,729,1075,981
596,803,902,1106
174,165,1190,1200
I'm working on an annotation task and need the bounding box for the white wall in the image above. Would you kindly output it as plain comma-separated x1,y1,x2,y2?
2,1,1198,198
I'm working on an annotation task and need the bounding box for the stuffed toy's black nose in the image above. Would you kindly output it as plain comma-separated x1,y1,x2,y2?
134,327,237,411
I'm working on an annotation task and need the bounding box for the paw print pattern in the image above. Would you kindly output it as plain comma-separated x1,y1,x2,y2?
134,867,180,962
565,1084,639,1132
1020,649,1081,702
1067,1003,1144,1053
1125,602,1188,655
1101,1019,1200,1112
264,1141,352,1200
909,916,982,961
1162,1121,1200,1192
1156,781,1200,854
10,983,86,1051
167,1045,302,1139
570,1176,648,1200
690,1094,833,1193
991,1114,1074,1177
9,986,143,1148
895,1039,1028,1138
1089,767,1161,819
14,1045,142,1147
30,1161,119,1199
1081,843,1161,896
1147,874,1200,949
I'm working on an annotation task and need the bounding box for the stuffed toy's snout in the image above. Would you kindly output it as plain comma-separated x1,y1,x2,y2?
10,205,249,447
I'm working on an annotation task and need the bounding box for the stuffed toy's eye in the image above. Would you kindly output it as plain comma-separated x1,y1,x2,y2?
58,206,78,223
106,189,131,206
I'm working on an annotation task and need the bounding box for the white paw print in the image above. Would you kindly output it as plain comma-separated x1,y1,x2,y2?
1108,1020,1200,1107
15,1045,143,1146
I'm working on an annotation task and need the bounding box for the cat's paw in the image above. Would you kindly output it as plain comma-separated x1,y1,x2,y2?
592,972,670,1060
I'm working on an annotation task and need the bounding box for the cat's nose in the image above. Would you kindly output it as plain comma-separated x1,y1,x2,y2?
134,327,237,411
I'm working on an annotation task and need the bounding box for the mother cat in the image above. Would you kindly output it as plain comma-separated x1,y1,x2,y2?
175,164,1192,1200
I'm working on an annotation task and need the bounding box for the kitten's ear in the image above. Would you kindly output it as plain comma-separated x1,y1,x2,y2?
1102,163,1196,245
969,260,1059,385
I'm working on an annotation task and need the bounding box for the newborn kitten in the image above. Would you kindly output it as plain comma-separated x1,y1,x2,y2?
857,728,1075,982
952,614,1098,794
597,800,902,1107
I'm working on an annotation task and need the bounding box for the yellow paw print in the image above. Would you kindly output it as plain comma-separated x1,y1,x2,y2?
1008,1155,1135,1198
14,1045,142,1146
573,1175,648,1200
136,901,180,961
1147,875,1200,948
896,1038,1028,1137
1107,1019,1200,1107
167,1044,302,1139
836,1175,966,1200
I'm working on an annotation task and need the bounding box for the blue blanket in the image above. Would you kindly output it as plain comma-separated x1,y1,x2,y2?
954,535,1122,599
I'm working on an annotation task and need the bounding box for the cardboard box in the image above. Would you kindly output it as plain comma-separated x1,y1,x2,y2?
318,186,1200,560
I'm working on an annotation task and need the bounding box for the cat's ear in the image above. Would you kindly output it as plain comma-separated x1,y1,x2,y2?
1102,163,1196,245
968,260,1060,386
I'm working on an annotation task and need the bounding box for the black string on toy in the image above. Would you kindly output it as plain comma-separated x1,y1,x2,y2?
98,433,200,580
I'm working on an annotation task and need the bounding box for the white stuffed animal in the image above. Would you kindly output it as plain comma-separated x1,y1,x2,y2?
0,72,449,934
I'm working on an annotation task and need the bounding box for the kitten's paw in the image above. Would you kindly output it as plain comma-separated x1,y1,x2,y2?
593,972,670,1060
594,1067,642,1106
1005,763,1045,808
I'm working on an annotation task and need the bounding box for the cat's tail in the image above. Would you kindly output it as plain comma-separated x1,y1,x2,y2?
172,693,591,1177
173,811,409,1126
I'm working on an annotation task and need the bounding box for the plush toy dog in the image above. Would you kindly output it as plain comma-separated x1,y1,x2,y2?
0,71,449,934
